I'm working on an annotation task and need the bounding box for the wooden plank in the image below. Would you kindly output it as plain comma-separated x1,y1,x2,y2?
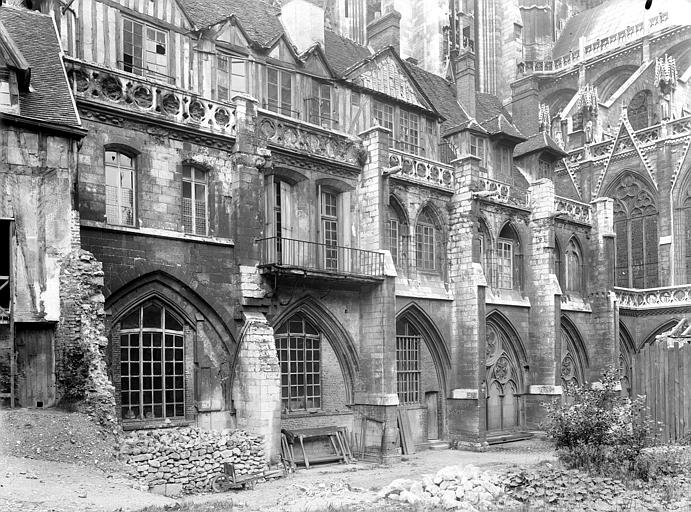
298,435,309,469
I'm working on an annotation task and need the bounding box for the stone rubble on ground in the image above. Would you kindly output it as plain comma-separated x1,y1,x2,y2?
377,465,506,511
119,427,266,494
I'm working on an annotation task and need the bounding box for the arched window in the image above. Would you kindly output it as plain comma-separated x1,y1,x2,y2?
485,320,523,433
612,174,658,288
182,165,208,235
119,301,185,421
396,319,421,404
564,238,583,293
275,314,321,412
478,219,492,285
497,223,522,290
105,149,135,226
627,90,652,131
554,238,563,290
416,207,439,271
388,197,408,268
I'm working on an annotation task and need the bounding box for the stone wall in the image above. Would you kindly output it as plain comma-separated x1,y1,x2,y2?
120,427,266,494
55,248,115,424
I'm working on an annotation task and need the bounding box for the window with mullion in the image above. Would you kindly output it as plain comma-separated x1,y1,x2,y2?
119,302,185,421
373,100,394,132
105,150,135,226
399,110,420,155
308,81,333,128
396,321,421,404
321,190,339,271
217,55,247,103
267,67,293,117
182,166,208,235
470,135,485,167
123,18,167,79
496,239,514,289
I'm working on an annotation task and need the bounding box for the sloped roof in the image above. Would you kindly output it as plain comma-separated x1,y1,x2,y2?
552,0,688,58
403,61,469,131
180,0,283,46
514,132,567,159
323,29,371,76
475,93,525,140
0,6,79,127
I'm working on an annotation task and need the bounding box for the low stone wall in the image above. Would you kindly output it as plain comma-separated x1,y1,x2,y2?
121,427,266,494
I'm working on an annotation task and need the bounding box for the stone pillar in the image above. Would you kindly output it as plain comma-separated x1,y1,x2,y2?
588,198,618,380
230,94,265,264
232,311,282,464
447,154,488,448
525,179,562,429
357,125,392,252
353,125,399,462
511,76,540,137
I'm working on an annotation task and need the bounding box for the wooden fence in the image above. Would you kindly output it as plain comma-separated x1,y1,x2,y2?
632,340,691,442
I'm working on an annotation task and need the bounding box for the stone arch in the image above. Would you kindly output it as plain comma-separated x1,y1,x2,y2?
485,311,527,433
270,295,359,404
389,193,409,225
396,301,452,394
564,235,584,294
640,319,681,350
477,216,493,279
388,194,409,269
627,89,653,130
662,40,691,81
543,88,577,117
264,166,309,185
593,65,639,102
560,315,589,387
106,270,236,356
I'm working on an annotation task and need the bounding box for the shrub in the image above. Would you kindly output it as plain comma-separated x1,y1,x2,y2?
541,366,656,477
634,445,691,481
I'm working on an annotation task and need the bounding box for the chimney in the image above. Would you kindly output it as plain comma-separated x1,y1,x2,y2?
366,8,401,55
452,50,476,119
281,0,325,54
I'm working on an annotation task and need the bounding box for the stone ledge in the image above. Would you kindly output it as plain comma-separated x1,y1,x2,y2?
528,385,563,395
80,219,235,246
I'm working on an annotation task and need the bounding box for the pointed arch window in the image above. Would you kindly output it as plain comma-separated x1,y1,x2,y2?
560,324,585,390
496,224,522,290
275,314,321,412
478,219,492,285
612,174,658,288
564,238,583,293
388,198,408,268
485,321,522,432
396,319,421,404
119,301,186,421
416,208,439,271
627,90,651,131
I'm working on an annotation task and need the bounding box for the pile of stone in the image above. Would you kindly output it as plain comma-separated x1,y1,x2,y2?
120,427,266,494
378,465,505,511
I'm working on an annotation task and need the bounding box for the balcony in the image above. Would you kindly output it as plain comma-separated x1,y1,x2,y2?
257,237,385,283
477,177,530,208
387,148,454,192
555,196,591,224
615,285,691,310
65,58,236,138
256,109,364,168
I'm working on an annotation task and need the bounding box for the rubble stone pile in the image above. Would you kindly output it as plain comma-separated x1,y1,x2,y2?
120,427,266,493
378,465,506,511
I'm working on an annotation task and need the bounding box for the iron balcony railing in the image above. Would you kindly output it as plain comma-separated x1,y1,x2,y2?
257,237,384,278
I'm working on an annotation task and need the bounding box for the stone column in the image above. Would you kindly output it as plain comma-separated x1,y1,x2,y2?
525,179,562,428
588,197,618,380
352,125,399,462
447,154,488,448
232,311,282,464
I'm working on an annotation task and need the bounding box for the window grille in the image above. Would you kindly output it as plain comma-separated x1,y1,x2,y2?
119,302,185,421
105,150,135,226
396,321,421,404
182,166,207,235
275,315,321,411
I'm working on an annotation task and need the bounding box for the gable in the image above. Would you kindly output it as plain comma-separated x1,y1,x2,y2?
348,54,430,109
302,50,331,78
268,36,298,65
215,20,249,48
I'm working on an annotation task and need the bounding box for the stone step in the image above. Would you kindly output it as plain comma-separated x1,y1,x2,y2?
424,440,449,451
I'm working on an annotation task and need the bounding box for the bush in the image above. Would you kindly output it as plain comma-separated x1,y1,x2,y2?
542,366,656,477
634,445,691,481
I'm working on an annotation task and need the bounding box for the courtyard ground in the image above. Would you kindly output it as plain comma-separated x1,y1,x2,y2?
0,408,556,512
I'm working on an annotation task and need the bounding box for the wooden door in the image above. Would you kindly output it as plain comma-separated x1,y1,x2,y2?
16,326,55,408
425,391,438,440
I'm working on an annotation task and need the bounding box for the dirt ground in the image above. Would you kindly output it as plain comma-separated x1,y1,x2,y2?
0,408,556,512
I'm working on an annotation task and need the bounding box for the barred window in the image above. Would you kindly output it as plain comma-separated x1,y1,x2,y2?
119,302,185,421
373,100,394,131
275,315,321,412
182,166,207,235
415,209,437,271
396,320,420,404
105,150,135,226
